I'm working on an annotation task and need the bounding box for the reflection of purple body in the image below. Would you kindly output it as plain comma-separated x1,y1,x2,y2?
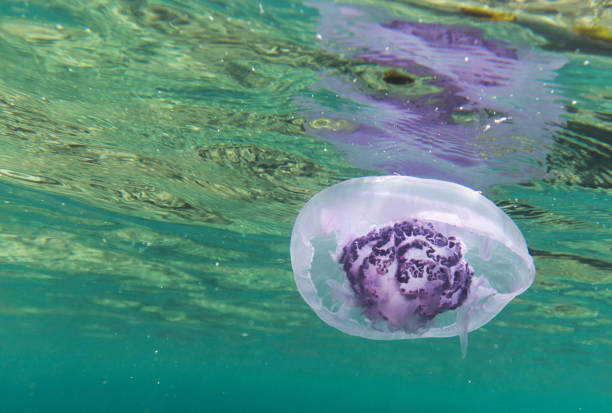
303,4,567,188
339,219,473,332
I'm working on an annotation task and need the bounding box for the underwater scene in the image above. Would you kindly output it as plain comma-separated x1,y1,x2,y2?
0,0,610,411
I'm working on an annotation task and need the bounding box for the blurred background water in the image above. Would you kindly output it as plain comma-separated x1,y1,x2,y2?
0,0,610,412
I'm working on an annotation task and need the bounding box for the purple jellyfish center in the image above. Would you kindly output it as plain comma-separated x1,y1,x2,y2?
338,219,473,330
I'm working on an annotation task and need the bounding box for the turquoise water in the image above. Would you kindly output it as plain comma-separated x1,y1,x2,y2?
0,0,610,412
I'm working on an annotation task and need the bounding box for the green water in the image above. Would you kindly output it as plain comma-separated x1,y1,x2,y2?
0,0,610,412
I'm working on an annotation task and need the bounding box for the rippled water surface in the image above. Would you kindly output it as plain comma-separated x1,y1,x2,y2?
0,1,610,412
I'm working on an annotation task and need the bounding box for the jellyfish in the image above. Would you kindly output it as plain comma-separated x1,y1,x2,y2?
301,3,567,189
290,176,535,357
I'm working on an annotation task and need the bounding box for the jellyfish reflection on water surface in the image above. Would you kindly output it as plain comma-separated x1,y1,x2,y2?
290,176,535,357
303,3,566,189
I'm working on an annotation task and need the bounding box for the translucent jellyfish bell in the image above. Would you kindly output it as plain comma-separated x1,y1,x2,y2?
290,176,535,357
